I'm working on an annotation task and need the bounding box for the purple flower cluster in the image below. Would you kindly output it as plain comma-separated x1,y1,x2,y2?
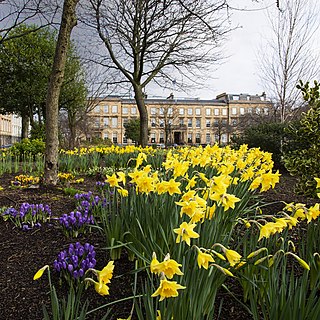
74,192,107,213
58,210,94,237
53,242,96,281
2,203,51,229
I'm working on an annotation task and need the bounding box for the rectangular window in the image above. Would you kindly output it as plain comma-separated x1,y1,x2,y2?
214,108,219,116
240,107,245,115
206,133,210,144
103,133,108,140
103,117,109,127
188,133,192,143
222,108,227,116
233,95,239,100
122,107,128,114
188,118,192,128
179,118,184,127
94,117,100,128
179,108,184,115
205,108,211,116
222,119,227,126
112,133,117,144
131,107,137,114
195,133,201,144
168,107,173,115
214,119,219,127
151,133,156,143
187,108,193,115
94,105,100,113
232,119,237,126
256,107,261,114
206,119,210,128
151,118,156,127
196,118,201,128
112,117,118,128
221,133,227,143
248,107,253,113
151,107,157,115
159,133,164,143
160,119,164,127
123,117,128,127
112,105,118,113
103,105,109,113
195,108,201,115
231,107,237,115
123,135,127,144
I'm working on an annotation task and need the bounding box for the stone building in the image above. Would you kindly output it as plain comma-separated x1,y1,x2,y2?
88,92,273,145
0,114,22,146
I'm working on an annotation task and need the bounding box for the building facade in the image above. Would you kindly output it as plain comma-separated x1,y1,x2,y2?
89,93,273,145
0,114,22,146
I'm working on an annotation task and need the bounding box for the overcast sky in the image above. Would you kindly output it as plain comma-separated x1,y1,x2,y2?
151,0,276,100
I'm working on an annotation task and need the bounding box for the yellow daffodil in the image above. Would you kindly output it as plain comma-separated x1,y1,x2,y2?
117,187,129,197
197,250,215,269
94,280,110,296
306,203,320,223
151,278,186,301
173,221,200,246
97,261,114,285
106,173,119,187
225,249,242,267
315,177,320,188
151,253,183,279
33,265,49,280
150,252,160,274
210,192,240,211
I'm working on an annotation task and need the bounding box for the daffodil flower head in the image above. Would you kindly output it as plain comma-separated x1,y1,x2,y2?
33,265,49,280
173,221,200,246
197,248,215,269
151,277,186,301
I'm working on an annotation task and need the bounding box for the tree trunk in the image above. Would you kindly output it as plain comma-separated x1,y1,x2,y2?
44,0,79,186
133,85,148,147
21,115,29,139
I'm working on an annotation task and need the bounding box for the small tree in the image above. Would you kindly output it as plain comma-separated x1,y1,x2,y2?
283,80,320,196
124,118,141,145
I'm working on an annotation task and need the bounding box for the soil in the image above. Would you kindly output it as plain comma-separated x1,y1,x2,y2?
0,172,318,320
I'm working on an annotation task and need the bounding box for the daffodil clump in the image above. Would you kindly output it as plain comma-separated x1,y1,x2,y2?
11,174,39,188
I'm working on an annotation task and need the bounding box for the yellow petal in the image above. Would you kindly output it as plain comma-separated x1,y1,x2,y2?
33,265,49,280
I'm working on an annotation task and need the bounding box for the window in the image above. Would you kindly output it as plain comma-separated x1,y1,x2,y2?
231,119,237,126
206,119,211,128
179,118,184,127
214,108,219,116
151,133,156,143
160,133,164,143
151,107,157,115
103,133,108,140
168,107,173,115
179,108,184,115
103,117,109,127
131,107,137,114
123,118,128,127
188,133,192,143
205,108,211,116
187,108,193,115
222,119,227,126
94,105,100,113
151,118,156,127
196,118,201,128
214,119,219,127
206,133,211,144
159,107,164,115
103,105,109,113
122,107,128,115
256,107,261,114
188,118,192,128
94,117,100,128
195,133,201,144
112,105,118,113
248,107,253,113
233,95,239,100
112,117,118,128
195,108,201,115
222,108,227,116
112,133,118,144
231,107,237,115
123,135,128,144
240,107,245,115
221,133,227,143
160,119,164,127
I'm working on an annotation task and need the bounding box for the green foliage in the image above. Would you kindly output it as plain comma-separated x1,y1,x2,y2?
282,80,320,196
124,118,140,144
30,122,46,140
10,138,45,156
231,122,287,169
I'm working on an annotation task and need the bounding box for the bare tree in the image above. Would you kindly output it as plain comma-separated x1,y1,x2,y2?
0,0,60,44
81,0,230,147
44,0,79,185
259,0,320,123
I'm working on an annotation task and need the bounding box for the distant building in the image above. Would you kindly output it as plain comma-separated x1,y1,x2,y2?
88,92,273,145
0,114,22,146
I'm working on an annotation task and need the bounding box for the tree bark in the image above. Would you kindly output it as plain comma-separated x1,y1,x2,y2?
133,84,148,147
21,114,29,139
44,0,79,185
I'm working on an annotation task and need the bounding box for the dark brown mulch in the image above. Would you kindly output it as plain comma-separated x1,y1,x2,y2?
0,172,318,320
